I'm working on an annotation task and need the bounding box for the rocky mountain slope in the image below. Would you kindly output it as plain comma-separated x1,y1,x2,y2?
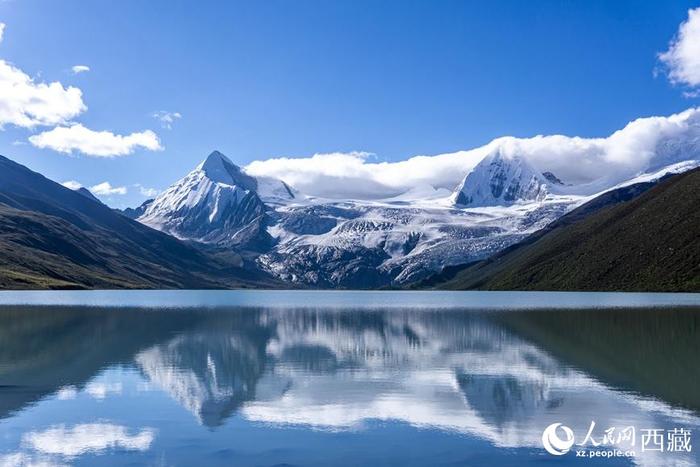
435,167,700,292
0,155,275,289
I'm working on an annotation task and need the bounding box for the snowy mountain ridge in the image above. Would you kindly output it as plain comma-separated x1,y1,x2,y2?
135,145,699,287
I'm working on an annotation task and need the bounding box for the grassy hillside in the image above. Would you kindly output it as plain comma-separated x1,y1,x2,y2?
438,168,700,292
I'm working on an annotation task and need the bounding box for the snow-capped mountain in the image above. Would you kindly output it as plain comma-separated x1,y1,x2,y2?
134,147,698,288
138,151,293,247
451,149,553,207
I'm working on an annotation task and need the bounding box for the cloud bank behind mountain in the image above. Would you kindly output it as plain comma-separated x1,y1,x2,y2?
245,108,700,199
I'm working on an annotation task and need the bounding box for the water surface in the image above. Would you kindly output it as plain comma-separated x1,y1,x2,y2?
0,291,698,466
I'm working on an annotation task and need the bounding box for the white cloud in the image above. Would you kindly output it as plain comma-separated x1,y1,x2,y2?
0,25,159,159
85,382,122,400
29,123,163,157
136,184,159,197
659,7,700,90
63,180,129,197
245,108,700,199
0,60,86,128
90,182,127,196
70,65,90,74
61,180,82,190
24,423,154,457
151,110,181,129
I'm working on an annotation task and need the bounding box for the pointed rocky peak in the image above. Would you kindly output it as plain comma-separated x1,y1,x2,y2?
452,149,551,207
199,150,230,171
197,150,258,191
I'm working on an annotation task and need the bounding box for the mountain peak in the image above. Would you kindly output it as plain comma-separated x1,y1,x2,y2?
452,149,550,207
197,150,257,191
204,150,228,163
76,187,103,204
199,150,236,172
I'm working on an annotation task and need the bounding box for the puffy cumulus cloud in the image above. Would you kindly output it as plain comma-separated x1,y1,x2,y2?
71,65,90,74
62,180,128,197
151,110,181,129
512,108,700,185
61,180,82,190
61,180,128,196
29,123,163,157
90,182,127,196
246,108,700,199
23,423,154,457
0,25,161,158
659,7,700,91
0,60,86,128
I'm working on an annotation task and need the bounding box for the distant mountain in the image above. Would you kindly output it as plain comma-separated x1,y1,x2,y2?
0,155,275,289
138,151,293,249
118,198,154,219
434,168,700,292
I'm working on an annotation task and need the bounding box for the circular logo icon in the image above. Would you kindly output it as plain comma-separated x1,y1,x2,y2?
542,423,575,455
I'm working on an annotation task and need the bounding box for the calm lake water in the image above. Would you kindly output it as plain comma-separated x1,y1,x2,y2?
0,291,699,466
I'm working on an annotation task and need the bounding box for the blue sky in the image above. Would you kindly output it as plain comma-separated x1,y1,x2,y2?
0,0,698,207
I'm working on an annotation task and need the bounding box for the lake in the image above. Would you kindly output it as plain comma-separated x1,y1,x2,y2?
0,291,699,466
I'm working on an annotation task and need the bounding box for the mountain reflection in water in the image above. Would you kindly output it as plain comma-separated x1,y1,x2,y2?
0,303,698,466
